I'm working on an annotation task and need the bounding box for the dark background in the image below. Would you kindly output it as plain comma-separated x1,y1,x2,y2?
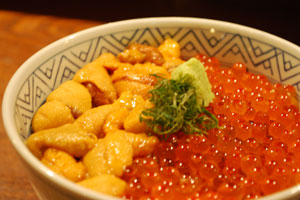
1,0,300,46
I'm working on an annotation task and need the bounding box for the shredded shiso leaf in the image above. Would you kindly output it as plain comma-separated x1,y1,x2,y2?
140,58,219,137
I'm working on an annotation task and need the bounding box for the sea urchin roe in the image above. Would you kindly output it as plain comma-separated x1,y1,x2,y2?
122,54,300,200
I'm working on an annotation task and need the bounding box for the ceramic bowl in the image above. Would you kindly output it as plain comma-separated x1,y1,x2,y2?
2,17,300,200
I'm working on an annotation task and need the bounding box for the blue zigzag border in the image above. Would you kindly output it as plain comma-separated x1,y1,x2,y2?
14,26,300,138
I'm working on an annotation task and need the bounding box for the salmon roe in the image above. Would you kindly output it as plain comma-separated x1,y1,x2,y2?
122,54,300,200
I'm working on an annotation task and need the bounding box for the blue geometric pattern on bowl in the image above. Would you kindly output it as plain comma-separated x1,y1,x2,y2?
15,27,300,139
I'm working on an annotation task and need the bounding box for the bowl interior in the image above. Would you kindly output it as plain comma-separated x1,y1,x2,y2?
4,17,300,200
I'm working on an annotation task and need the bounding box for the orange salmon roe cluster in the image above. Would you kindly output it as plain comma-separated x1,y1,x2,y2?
122,54,300,200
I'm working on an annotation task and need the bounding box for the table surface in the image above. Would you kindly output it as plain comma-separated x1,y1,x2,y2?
0,10,101,200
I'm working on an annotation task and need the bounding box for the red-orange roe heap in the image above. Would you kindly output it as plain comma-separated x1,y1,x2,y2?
122,54,300,200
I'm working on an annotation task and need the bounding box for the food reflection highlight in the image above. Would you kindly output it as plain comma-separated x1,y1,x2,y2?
26,38,300,199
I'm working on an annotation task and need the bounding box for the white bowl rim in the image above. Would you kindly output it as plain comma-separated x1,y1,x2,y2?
2,16,300,200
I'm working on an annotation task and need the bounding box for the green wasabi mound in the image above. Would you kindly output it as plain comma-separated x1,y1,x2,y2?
171,58,215,107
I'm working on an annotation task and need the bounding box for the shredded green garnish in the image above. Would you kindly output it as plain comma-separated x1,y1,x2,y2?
140,75,219,137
